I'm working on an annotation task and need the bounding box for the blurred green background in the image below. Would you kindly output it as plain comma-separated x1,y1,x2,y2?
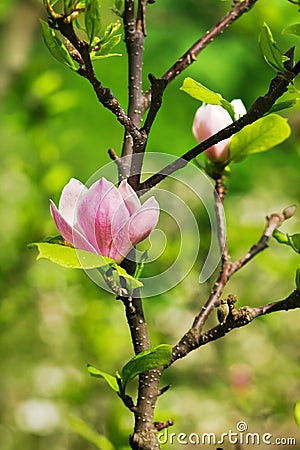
1,0,300,449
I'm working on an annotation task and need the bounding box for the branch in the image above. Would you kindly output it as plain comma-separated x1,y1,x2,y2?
169,290,300,365
139,52,300,192
52,18,142,143
214,177,229,261
143,0,259,110
169,206,296,364
121,0,148,185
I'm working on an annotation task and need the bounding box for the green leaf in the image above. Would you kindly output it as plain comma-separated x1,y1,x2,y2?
85,0,101,45
273,229,289,245
100,21,121,44
40,19,77,70
180,77,223,104
120,344,172,392
30,242,143,291
113,0,124,16
259,22,285,72
273,230,300,254
87,365,119,393
69,416,115,450
296,267,300,292
282,23,300,37
64,0,74,14
91,53,121,61
180,78,235,120
95,34,121,56
229,114,291,162
110,263,143,290
294,402,300,428
29,242,113,269
134,251,148,279
268,99,299,114
288,233,300,253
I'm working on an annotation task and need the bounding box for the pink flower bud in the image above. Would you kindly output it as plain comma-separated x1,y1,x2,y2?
50,177,159,264
192,100,246,163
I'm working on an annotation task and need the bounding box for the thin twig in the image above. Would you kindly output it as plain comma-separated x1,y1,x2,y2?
169,206,296,364
139,51,299,192
170,290,300,365
53,18,142,141
143,0,258,111
121,0,148,185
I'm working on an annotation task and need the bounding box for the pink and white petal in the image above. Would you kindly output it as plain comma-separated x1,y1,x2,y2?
128,196,160,246
108,222,133,263
118,179,141,215
50,200,74,243
50,200,96,253
76,177,113,251
94,181,130,257
58,178,87,225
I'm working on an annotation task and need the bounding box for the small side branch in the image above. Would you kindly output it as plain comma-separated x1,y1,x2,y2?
228,206,296,275
121,0,148,184
170,290,300,365
52,18,142,141
143,0,258,110
139,53,300,192
169,206,296,364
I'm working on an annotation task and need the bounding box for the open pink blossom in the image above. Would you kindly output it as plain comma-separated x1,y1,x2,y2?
50,177,159,264
192,99,246,163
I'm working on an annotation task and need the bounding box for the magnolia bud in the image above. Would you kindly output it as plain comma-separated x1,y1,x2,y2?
192,99,246,163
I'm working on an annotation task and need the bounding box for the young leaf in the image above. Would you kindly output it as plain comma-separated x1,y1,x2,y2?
95,34,122,56
69,416,115,450
180,77,223,104
87,365,120,393
296,267,300,292
100,21,121,44
294,401,300,428
268,99,299,114
229,114,291,163
288,233,300,253
273,229,290,245
259,23,286,73
180,78,235,119
110,263,144,290
40,19,77,70
29,242,113,269
90,53,121,61
282,23,300,37
85,0,101,45
273,230,300,254
113,0,124,16
120,344,172,392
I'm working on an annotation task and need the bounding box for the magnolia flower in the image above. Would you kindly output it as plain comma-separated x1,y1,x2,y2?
50,177,159,264
192,99,246,163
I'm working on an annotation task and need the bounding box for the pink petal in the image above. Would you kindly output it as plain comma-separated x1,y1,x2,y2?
76,177,129,257
128,196,160,246
108,197,159,263
50,200,74,243
50,200,96,253
118,179,141,215
192,104,232,163
58,178,87,225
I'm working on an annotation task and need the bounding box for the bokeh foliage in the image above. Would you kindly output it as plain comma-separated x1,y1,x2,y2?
1,0,300,449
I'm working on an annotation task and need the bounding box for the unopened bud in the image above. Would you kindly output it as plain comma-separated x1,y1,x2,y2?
283,205,297,220
192,99,246,163
217,301,230,325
